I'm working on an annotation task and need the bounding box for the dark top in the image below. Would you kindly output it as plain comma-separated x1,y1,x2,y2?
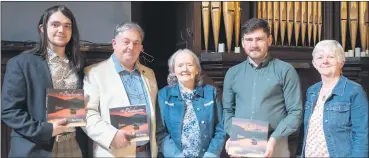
223,55,303,141
1,51,89,157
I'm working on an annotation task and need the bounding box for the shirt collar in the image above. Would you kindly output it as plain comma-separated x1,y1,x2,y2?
169,84,204,99
111,53,139,74
47,48,69,63
248,57,259,67
246,54,272,68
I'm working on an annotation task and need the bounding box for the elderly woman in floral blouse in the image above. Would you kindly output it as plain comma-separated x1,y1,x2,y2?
156,49,226,157
302,40,368,157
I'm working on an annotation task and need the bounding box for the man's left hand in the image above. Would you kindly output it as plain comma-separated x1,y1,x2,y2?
264,137,277,158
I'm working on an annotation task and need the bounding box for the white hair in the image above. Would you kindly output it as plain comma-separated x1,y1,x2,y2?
167,49,203,86
312,40,345,62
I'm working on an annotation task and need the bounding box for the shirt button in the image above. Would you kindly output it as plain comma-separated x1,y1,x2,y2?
203,149,206,152
252,111,254,114
201,121,205,124
204,135,207,138
197,108,201,111
324,120,328,123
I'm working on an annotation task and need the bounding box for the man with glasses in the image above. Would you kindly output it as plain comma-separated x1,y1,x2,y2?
222,18,303,157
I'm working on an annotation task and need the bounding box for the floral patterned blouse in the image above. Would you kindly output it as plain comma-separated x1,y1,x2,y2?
180,89,201,158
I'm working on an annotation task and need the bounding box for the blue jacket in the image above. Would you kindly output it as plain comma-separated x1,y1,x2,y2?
156,84,226,157
302,76,368,157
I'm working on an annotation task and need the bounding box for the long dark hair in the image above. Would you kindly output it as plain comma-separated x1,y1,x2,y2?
30,5,83,71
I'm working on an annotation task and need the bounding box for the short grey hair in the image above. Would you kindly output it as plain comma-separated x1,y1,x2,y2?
114,22,144,41
312,40,345,62
167,49,203,87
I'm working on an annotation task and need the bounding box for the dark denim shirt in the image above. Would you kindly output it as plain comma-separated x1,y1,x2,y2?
302,76,368,157
156,84,226,157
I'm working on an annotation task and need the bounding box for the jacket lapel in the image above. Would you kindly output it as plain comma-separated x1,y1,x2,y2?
37,56,53,89
136,63,158,157
106,57,130,105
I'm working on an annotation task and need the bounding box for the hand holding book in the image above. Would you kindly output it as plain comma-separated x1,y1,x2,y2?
110,130,135,149
263,137,276,158
46,89,86,127
109,105,149,142
225,138,243,158
227,118,269,157
51,118,70,137
226,136,276,158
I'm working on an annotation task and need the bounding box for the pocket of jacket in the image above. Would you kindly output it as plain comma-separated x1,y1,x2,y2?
166,104,182,133
326,102,350,126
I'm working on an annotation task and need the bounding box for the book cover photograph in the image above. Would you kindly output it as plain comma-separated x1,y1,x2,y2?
109,105,149,142
229,118,269,157
46,89,86,127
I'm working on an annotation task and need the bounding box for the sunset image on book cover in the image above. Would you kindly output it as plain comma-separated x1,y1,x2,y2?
110,105,149,142
46,89,86,127
229,118,269,157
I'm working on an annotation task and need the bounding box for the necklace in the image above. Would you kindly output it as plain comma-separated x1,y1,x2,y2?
320,87,332,101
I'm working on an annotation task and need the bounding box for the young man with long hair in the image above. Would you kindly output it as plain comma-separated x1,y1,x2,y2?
1,5,88,157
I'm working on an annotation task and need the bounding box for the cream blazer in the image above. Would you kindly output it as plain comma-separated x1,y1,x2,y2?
83,56,158,157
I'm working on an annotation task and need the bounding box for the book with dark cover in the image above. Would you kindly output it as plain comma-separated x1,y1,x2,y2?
229,118,269,157
46,89,86,127
109,105,149,142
